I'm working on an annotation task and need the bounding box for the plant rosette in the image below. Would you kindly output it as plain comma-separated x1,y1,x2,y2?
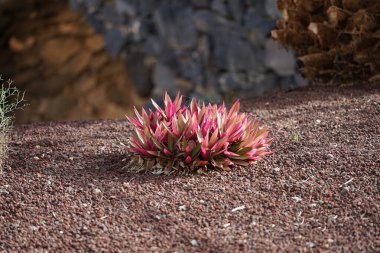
126,92,272,174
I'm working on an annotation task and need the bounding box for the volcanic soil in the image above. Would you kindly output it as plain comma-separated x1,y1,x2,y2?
1,85,379,252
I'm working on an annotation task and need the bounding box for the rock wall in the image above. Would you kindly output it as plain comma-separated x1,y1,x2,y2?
70,0,307,104
0,0,141,123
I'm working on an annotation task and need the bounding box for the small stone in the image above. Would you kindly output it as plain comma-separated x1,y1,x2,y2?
292,196,302,202
154,214,166,220
29,226,39,231
178,205,186,211
93,188,101,195
223,223,231,228
231,205,245,212
0,189,10,195
190,239,198,247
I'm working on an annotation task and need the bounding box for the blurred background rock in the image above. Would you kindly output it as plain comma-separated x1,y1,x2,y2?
0,0,307,124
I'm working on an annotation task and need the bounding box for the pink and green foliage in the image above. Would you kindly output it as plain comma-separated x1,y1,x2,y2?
127,92,272,171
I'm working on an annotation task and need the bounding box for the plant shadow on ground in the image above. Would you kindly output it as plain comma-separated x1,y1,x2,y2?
5,136,207,188
6,84,378,188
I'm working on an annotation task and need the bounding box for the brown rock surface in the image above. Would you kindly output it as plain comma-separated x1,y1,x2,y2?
1,0,140,123
40,38,81,65
2,85,379,252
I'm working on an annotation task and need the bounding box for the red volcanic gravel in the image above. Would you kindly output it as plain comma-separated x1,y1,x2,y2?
1,85,379,252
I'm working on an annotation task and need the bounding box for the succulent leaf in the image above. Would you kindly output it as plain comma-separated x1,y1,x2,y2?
127,92,272,171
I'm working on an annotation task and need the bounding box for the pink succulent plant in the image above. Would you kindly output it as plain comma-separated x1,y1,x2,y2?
127,92,272,171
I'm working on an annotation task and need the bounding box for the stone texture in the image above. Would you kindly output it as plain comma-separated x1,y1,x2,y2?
228,0,244,21
85,34,104,52
60,50,93,76
70,0,303,102
115,0,137,17
2,0,306,124
265,39,296,76
178,56,203,85
192,0,209,8
0,0,140,123
244,8,274,35
9,36,35,52
211,0,227,16
219,73,241,92
104,28,126,58
28,76,70,97
265,0,281,19
101,2,125,26
73,75,97,94
89,52,109,70
40,38,81,65
193,10,229,33
124,50,153,98
248,28,266,47
152,62,176,95
154,5,197,50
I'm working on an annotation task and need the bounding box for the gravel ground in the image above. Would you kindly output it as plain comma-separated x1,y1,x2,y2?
1,85,379,252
